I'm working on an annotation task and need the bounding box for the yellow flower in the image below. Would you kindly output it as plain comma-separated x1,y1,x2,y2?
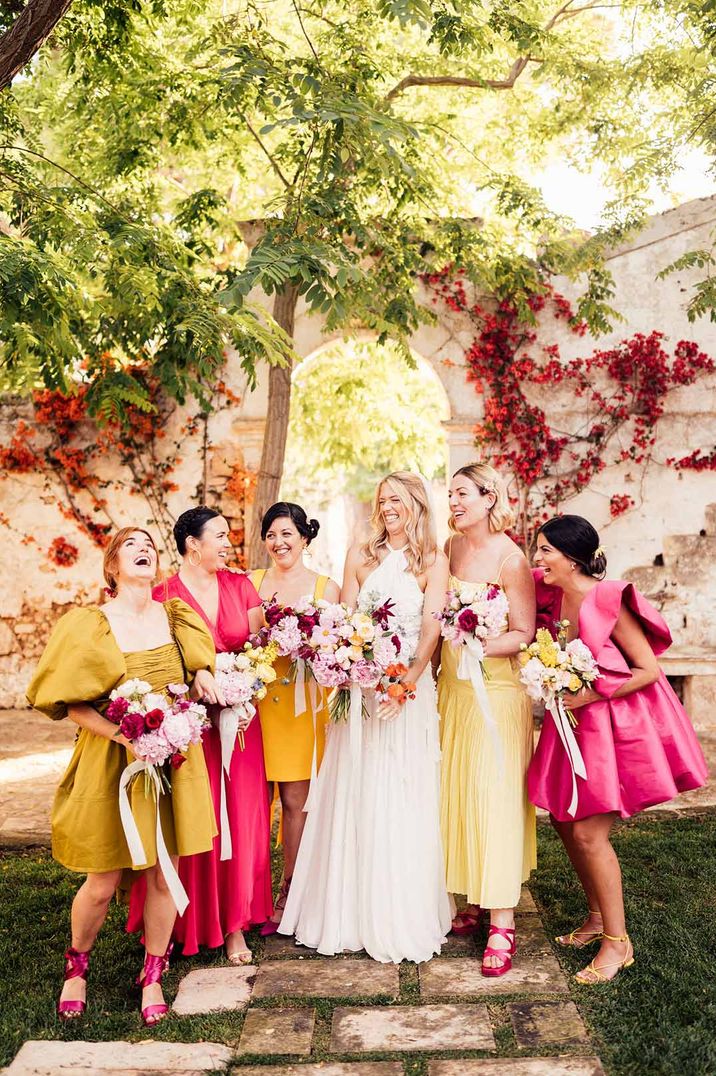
256,663,276,683
351,613,375,641
568,674,582,693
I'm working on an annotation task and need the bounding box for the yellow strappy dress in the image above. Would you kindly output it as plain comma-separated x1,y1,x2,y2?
438,558,536,909
250,571,328,782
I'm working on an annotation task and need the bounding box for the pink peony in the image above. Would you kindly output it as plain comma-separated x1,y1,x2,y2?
457,608,479,633
106,696,130,724
351,660,381,689
120,710,146,741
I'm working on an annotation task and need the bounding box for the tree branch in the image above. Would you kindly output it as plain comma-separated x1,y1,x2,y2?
384,0,606,103
244,118,292,190
0,0,74,91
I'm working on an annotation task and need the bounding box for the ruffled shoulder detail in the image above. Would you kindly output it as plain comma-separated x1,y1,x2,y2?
26,606,125,720
580,580,672,698
165,597,215,677
532,568,562,636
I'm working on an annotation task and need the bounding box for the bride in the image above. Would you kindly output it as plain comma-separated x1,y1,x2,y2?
279,471,452,963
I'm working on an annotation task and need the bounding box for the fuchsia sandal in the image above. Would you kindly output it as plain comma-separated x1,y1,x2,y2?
451,909,482,937
138,943,173,1026
481,924,516,978
57,947,91,1020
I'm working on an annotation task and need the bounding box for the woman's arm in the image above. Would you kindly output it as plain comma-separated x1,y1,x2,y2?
248,606,264,635
67,704,139,757
323,578,341,603
484,555,536,658
565,603,660,709
404,550,450,683
340,544,363,609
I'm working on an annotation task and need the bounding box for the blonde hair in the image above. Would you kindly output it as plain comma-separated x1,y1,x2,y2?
103,527,159,593
450,462,514,534
361,471,437,576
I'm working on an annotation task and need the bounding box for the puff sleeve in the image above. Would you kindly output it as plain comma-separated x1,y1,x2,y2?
166,598,215,678
26,607,125,721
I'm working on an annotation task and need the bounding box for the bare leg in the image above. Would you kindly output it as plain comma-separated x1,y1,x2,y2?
59,870,123,1007
267,780,310,924
551,815,603,945
565,814,632,981
141,858,179,1013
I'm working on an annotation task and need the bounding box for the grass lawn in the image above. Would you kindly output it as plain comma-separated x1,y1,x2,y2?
1,813,715,1074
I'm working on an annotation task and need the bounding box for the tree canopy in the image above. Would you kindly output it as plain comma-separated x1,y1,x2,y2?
2,0,715,558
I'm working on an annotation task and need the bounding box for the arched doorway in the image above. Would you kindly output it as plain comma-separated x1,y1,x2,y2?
281,337,451,579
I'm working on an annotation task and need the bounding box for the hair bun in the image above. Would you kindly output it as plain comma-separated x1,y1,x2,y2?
308,519,320,541
589,549,607,578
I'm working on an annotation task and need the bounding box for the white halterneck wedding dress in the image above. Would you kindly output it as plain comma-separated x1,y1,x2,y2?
279,546,451,963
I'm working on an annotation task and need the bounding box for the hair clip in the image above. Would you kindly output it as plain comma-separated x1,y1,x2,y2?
594,545,605,558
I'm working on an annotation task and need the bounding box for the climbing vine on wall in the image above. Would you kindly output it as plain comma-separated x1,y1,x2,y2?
424,269,716,546
0,370,249,569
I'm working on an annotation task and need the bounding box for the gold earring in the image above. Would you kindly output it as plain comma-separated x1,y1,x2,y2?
188,549,202,567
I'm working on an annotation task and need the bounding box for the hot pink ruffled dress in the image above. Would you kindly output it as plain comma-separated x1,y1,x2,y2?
528,570,708,821
127,570,273,952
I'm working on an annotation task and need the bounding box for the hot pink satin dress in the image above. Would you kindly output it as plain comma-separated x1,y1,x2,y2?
528,570,708,821
127,570,273,952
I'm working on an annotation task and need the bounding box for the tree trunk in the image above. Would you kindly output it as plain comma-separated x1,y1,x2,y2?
246,282,300,568
0,0,74,90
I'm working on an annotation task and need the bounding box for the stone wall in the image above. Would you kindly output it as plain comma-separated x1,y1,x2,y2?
2,196,716,716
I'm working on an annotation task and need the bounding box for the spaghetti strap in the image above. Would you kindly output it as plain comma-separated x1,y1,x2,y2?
496,551,522,582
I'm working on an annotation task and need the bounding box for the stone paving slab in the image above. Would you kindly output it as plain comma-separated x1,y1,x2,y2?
330,1003,495,1053
515,888,538,915
420,950,568,996
429,1060,605,1076
234,1065,403,1075
173,965,255,1014
253,959,398,999
509,1001,590,1047
6,1041,232,1073
238,1007,315,1056
262,934,366,959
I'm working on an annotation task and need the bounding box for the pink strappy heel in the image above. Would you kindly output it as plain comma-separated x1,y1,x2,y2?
138,943,173,1026
261,876,290,937
451,908,482,936
57,946,91,1020
481,924,516,978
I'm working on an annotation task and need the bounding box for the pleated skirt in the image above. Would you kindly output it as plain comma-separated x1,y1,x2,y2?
438,644,537,909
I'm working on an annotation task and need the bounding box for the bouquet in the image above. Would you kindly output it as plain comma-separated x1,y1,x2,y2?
214,639,279,751
435,582,510,663
518,622,599,725
519,620,599,816
107,678,209,790
107,677,210,912
308,597,406,722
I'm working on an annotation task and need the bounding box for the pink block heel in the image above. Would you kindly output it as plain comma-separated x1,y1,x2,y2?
138,942,173,1026
260,876,290,937
57,946,91,1020
481,924,516,978
451,909,482,937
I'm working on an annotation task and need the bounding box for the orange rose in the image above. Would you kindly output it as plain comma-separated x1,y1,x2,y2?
387,682,405,699
385,662,408,678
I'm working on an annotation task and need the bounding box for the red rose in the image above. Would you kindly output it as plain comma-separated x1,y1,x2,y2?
170,752,187,769
457,608,479,633
106,696,130,724
144,708,164,730
120,711,146,741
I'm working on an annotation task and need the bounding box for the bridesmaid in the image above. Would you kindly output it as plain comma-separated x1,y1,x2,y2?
530,514,708,983
26,528,218,1025
249,502,340,933
128,506,273,963
438,462,537,976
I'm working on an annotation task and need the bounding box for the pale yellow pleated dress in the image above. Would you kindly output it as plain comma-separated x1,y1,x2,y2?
438,568,536,909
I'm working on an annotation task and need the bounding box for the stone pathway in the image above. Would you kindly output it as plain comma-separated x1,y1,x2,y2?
5,886,606,1075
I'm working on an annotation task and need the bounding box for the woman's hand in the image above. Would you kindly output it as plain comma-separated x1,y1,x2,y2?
192,669,226,707
377,699,402,722
562,687,601,710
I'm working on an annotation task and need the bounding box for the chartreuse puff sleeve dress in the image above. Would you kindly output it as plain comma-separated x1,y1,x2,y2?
26,599,218,874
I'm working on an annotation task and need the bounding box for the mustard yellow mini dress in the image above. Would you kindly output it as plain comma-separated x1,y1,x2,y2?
250,571,328,783
438,576,536,909
26,598,217,874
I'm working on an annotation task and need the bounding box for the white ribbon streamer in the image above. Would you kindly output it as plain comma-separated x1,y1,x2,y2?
218,703,255,860
348,683,363,808
302,676,321,814
548,696,588,817
456,639,504,773
118,759,189,916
